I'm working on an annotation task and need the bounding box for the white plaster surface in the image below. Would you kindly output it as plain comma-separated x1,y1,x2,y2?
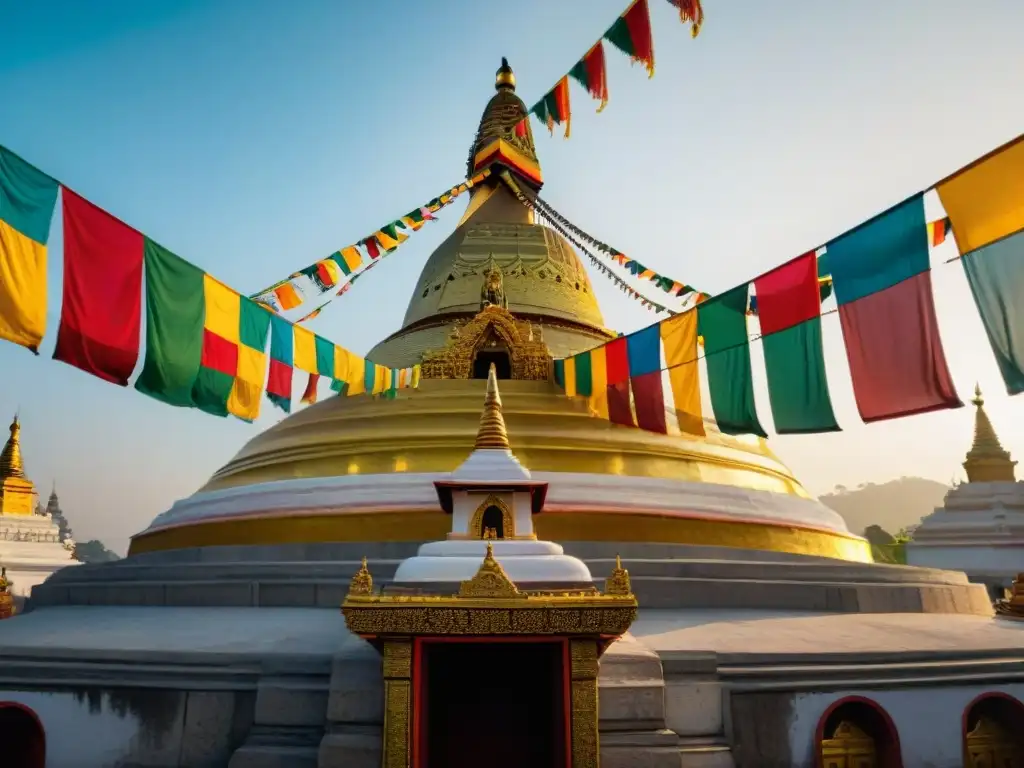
0,513,78,597
449,448,532,482
0,606,350,656
629,610,1024,656
786,684,1024,768
393,539,592,583
0,690,141,768
142,471,853,539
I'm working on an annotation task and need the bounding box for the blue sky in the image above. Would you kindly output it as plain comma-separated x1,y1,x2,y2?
1,0,1022,553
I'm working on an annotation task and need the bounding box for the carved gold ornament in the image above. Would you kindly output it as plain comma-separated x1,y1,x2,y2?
348,557,374,596
419,305,551,381
604,555,632,597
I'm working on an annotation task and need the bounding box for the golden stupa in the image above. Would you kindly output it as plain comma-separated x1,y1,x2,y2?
129,61,869,562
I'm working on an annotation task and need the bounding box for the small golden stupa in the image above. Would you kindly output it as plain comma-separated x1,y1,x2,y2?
0,415,36,516
963,385,1017,483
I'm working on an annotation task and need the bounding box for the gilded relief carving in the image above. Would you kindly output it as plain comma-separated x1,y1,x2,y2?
419,306,551,381
820,721,877,768
468,495,515,539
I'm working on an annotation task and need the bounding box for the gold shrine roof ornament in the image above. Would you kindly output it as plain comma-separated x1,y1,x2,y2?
963,384,1017,483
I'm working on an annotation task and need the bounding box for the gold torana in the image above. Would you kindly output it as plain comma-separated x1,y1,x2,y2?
963,385,1017,483
474,364,510,449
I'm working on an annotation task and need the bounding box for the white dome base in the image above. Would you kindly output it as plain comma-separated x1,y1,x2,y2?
392,539,593,584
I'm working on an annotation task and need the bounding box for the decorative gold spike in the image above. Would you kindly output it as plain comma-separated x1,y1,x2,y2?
474,364,511,450
604,555,633,596
0,415,26,480
459,542,522,598
495,57,516,91
964,385,1016,482
347,556,374,597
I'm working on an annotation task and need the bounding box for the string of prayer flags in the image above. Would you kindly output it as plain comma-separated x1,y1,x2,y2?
927,217,951,247
569,43,610,112
696,284,766,437
56,189,143,386
626,325,667,433
826,194,960,422
667,0,704,37
191,276,270,421
659,309,704,435
605,0,656,79
250,172,488,321
266,314,294,413
0,146,59,353
531,77,572,138
937,136,1024,394
753,252,839,434
134,242,208,408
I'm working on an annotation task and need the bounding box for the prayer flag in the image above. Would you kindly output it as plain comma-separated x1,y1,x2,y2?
300,373,319,405
574,350,593,397
754,252,839,434
697,284,765,436
293,325,318,374
936,136,1024,255
0,147,59,351
134,241,206,407
605,336,635,427
330,246,362,276
266,313,293,413
55,189,143,385
660,309,704,435
564,355,577,397
667,0,704,36
626,324,666,434
605,0,655,78
569,42,609,112
314,335,335,381
962,230,1024,395
828,195,960,422
587,348,609,420
274,282,302,311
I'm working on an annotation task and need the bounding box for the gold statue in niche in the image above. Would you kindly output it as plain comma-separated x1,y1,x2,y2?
820,721,877,768
480,266,507,311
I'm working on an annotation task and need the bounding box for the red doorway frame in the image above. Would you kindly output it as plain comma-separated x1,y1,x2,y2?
411,636,572,768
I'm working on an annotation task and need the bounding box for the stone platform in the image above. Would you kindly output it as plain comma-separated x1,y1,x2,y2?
28,541,993,616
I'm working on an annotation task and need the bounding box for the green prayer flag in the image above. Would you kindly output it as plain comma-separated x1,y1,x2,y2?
762,318,839,433
569,59,591,92
697,284,766,436
192,368,234,417
575,352,593,397
315,335,335,378
135,240,205,407
963,232,1024,395
604,17,637,59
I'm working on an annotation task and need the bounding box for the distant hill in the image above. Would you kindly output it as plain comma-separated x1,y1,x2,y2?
818,477,951,537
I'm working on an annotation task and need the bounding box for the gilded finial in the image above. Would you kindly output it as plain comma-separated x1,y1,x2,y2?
604,554,633,596
495,57,516,91
474,364,511,450
963,384,1016,483
0,414,26,480
347,556,374,597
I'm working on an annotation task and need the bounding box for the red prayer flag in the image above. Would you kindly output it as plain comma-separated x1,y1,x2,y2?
266,358,292,399
623,0,655,78
363,237,381,260
55,189,144,386
583,43,609,112
200,329,238,376
631,372,666,433
605,337,635,426
838,271,961,423
753,251,821,335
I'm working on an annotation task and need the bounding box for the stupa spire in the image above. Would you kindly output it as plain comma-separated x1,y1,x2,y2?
0,415,25,480
963,384,1017,483
474,364,510,450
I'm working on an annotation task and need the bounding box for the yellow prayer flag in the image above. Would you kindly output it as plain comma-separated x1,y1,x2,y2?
227,345,266,421
399,368,408,389
373,364,388,395
340,246,362,273
588,349,609,420
376,230,399,251
411,364,421,389
202,274,241,343
564,356,577,398
346,355,366,396
333,346,351,383
660,310,704,436
293,325,318,374
937,136,1024,254
0,220,47,350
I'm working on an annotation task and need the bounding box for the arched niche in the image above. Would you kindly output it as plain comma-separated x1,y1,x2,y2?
469,495,514,540
0,702,46,768
816,695,903,768
963,692,1024,768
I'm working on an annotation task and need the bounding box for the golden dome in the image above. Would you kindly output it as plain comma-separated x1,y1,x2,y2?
201,378,805,496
